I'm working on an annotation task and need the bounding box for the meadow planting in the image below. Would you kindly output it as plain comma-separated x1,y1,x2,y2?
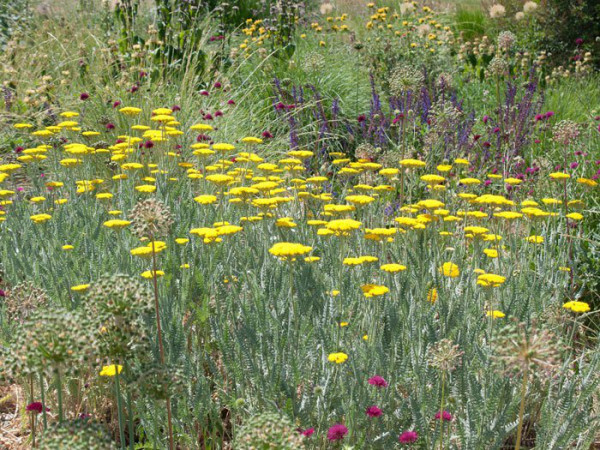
0,0,599,448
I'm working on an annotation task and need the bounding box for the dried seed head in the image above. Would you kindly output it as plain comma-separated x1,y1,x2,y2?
553,120,580,146
491,319,562,377
389,65,425,96
428,339,464,372
4,281,48,323
38,419,115,449
129,198,173,239
234,412,306,449
488,56,509,77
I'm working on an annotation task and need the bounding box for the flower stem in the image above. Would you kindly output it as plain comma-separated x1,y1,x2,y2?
439,372,445,450
150,237,174,450
39,373,47,430
515,366,529,450
56,368,63,424
115,370,126,449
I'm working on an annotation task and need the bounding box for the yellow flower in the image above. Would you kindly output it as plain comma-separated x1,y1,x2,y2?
345,194,375,205
304,256,321,262
71,284,90,292
417,199,445,209
175,238,189,245
526,235,544,244
135,184,156,193
141,270,165,279
62,245,74,251
439,262,459,278
269,242,313,259
194,195,218,205
566,212,583,221
549,172,570,180
486,310,505,319
427,288,438,303
400,158,426,168
103,219,131,229
361,284,389,298
30,213,52,224
99,364,123,377
380,263,407,273
562,301,590,313
327,352,348,364
325,219,362,233
477,273,506,287
483,248,498,258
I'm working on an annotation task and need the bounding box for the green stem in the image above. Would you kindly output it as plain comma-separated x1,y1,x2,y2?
39,373,47,430
150,237,174,450
439,373,445,450
515,366,528,450
115,370,126,449
56,369,64,424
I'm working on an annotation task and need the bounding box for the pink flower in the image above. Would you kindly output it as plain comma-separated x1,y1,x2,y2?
368,375,388,388
399,430,418,444
79,92,89,101
327,424,348,441
300,427,315,437
366,406,383,417
435,410,453,421
26,402,48,414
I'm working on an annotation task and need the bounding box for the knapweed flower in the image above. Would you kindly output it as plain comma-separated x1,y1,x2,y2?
435,410,453,421
368,375,388,387
300,427,315,437
562,301,590,313
99,364,123,377
399,430,418,444
327,423,348,441
26,402,48,414
328,352,348,364
366,406,383,417
439,262,460,278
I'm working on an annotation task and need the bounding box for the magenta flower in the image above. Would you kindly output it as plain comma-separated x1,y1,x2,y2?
368,375,388,388
399,430,418,444
300,427,315,437
327,424,348,441
26,402,48,414
435,410,453,421
79,92,89,101
366,406,383,417
0,289,5,297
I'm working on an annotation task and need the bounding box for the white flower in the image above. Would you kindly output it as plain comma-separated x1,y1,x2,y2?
515,11,525,21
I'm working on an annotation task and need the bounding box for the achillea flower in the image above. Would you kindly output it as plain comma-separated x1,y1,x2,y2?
368,375,388,387
562,301,590,313
327,423,348,441
477,273,506,287
399,430,418,444
361,284,389,298
99,364,123,377
439,262,460,278
328,352,348,364
366,406,383,417
269,242,312,259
